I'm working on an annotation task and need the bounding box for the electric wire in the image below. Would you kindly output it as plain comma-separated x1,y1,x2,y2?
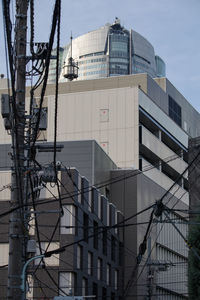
125,190,189,298
28,180,149,271
123,153,200,297
31,0,61,148
26,2,69,295
0,150,185,204
0,138,194,298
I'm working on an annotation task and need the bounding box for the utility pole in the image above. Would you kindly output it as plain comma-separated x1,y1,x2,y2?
7,1,28,299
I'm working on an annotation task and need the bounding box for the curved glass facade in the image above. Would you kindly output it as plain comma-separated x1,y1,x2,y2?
109,22,129,76
48,19,166,82
155,55,166,77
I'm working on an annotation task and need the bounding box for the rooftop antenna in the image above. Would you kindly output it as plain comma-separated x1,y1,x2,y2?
70,31,72,57
63,32,78,81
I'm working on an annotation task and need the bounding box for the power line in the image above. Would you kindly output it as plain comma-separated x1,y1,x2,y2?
123,154,197,298
0,150,187,219
0,155,188,221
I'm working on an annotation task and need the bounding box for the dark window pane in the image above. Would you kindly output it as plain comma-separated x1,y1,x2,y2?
83,213,89,242
168,96,182,127
103,229,107,255
93,221,98,249
111,235,116,261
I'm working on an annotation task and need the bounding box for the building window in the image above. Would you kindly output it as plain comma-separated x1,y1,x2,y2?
102,287,107,298
81,177,89,206
91,187,95,212
93,282,98,299
59,272,74,296
60,205,76,234
81,177,85,205
26,275,33,300
83,213,89,242
106,264,111,286
0,171,11,201
93,221,98,249
77,244,83,269
115,211,118,235
82,277,88,296
88,251,93,275
168,96,182,127
35,242,59,266
105,187,110,199
119,242,124,266
28,209,35,236
107,203,110,226
115,270,119,290
103,229,107,256
78,174,82,203
88,189,92,212
111,292,115,300
111,235,116,261
0,243,9,266
97,258,103,280
98,193,101,219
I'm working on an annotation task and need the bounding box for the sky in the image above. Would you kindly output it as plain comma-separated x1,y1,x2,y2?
1,0,200,111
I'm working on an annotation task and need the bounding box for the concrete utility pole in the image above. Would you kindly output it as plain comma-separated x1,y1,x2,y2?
7,1,28,299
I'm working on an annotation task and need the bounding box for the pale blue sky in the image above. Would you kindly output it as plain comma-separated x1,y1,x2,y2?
1,0,200,111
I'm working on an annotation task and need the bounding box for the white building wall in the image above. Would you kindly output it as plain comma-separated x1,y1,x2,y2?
47,86,139,168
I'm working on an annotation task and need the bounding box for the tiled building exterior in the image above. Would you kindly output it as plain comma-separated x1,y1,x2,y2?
0,166,124,299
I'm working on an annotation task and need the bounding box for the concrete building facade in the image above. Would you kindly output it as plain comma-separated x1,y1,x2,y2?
0,139,189,299
1,72,199,298
32,74,200,207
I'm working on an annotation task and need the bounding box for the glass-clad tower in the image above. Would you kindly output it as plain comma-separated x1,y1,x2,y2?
48,18,166,83
108,20,130,76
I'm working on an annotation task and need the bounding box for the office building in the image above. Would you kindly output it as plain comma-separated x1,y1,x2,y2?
48,18,166,83
0,148,124,299
1,71,197,298
0,138,189,299
43,73,198,299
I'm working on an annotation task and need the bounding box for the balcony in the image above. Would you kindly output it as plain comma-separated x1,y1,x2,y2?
140,125,188,179
141,157,189,205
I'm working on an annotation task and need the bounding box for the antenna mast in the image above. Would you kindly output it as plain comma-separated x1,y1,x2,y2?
63,33,78,81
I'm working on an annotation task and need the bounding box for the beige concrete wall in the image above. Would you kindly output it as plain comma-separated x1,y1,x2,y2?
154,77,167,91
47,86,139,168
32,73,148,97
